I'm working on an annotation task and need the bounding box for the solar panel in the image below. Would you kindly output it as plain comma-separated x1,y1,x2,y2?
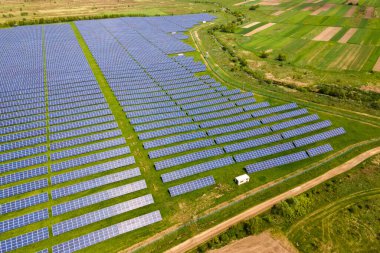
0,167,48,186
50,122,118,141
52,194,154,236
0,145,47,162
215,126,272,144
130,111,186,125
242,101,270,112
260,108,308,124
234,142,295,162
270,114,319,132
138,124,199,140
293,127,345,147
143,131,206,149
1,193,49,214
0,227,49,253
199,113,252,129
134,117,193,132
306,144,333,157
148,139,215,159
0,155,47,174
154,147,224,170
51,180,147,216
161,156,235,183
50,115,114,133
245,151,309,174
0,179,48,199
281,120,332,139
51,157,135,185
0,133,46,147
207,120,261,136
251,103,297,117
223,134,283,153
168,176,215,197
52,211,162,253
0,209,49,233
193,107,243,121
51,168,140,199
51,146,130,172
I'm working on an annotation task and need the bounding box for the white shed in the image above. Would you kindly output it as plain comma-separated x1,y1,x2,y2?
234,174,250,185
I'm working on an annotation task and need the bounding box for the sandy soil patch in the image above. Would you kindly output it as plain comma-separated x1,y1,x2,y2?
361,85,380,93
242,21,260,29
209,231,298,253
302,6,313,11
272,10,285,16
304,0,314,3
364,7,375,19
346,0,358,5
344,6,357,17
338,28,357,43
373,56,380,72
244,23,276,36
259,0,281,6
311,3,335,15
265,73,309,88
313,0,323,3
313,27,342,41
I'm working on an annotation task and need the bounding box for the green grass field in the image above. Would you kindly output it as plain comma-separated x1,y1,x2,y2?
1,1,380,253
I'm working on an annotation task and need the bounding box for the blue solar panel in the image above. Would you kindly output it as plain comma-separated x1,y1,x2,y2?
0,155,47,174
260,108,308,124
169,176,215,197
245,151,309,174
138,124,199,140
0,136,47,152
0,209,49,233
0,128,46,143
51,168,140,199
149,139,215,159
0,227,49,253
52,180,147,216
281,120,332,139
51,146,130,172
154,147,224,170
143,131,207,149
130,111,186,124
134,117,193,132
52,211,162,253
1,193,49,214
0,179,48,199
207,120,261,136
234,142,295,162
306,144,333,157
224,134,283,153
251,103,297,117
52,194,154,236
161,156,235,183
200,113,252,129
0,145,47,162
270,114,319,132
0,167,48,186
215,126,272,144
293,127,345,147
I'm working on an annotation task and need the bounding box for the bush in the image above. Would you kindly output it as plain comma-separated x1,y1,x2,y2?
259,51,269,58
249,5,259,10
276,53,287,61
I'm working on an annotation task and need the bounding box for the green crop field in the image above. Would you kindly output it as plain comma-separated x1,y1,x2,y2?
1,1,380,253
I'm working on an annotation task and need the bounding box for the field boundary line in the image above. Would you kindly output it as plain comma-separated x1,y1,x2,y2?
165,147,380,253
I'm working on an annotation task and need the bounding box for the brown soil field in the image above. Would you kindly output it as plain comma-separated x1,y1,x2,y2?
361,85,380,93
364,7,375,19
312,27,342,41
244,23,276,36
344,6,357,17
242,21,261,29
272,10,285,16
346,0,358,4
302,6,313,11
338,28,358,43
311,3,335,15
208,231,298,253
259,0,281,6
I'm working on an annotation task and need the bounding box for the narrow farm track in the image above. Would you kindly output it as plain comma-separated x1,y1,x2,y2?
165,147,380,253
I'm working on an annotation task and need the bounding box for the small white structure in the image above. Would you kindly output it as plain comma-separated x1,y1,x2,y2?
234,174,250,185
177,53,184,56
202,21,207,23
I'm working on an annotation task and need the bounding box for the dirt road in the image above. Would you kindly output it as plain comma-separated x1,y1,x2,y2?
165,147,380,253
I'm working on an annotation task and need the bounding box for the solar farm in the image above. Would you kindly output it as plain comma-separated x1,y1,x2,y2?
1,10,378,253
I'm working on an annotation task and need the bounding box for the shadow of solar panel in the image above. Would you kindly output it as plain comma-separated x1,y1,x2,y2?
306,144,333,157
51,168,140,199
149,139,215,159
143,131,206,149
234,142,295,162
52,211,162,253
281,120,332,139
51,157,135,185
53,194,154,236
0,227,49,253
0,209,49,233
207,120,261,136
0,179,48,199
293,127,345,147
154,147,224,170
215,126,271,144
1,193,49,214
245,151,309,174
51,180,146,216
224,134,283,153
161,156,235,183
168,176,215,197
51,146,130,172
270,114,319,132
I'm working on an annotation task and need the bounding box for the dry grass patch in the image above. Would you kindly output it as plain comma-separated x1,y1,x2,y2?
272,10,285,16
344,6,357,17
361,85,380,94
311,3,335,15
244,23,276,36
338,28,358,43
242,21,260,29
364,7,375,19
313,27,342,41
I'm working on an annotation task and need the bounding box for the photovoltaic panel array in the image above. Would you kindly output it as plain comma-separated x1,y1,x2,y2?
168,176,215,197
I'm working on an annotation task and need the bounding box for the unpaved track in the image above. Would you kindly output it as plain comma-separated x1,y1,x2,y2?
165,147,380,253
